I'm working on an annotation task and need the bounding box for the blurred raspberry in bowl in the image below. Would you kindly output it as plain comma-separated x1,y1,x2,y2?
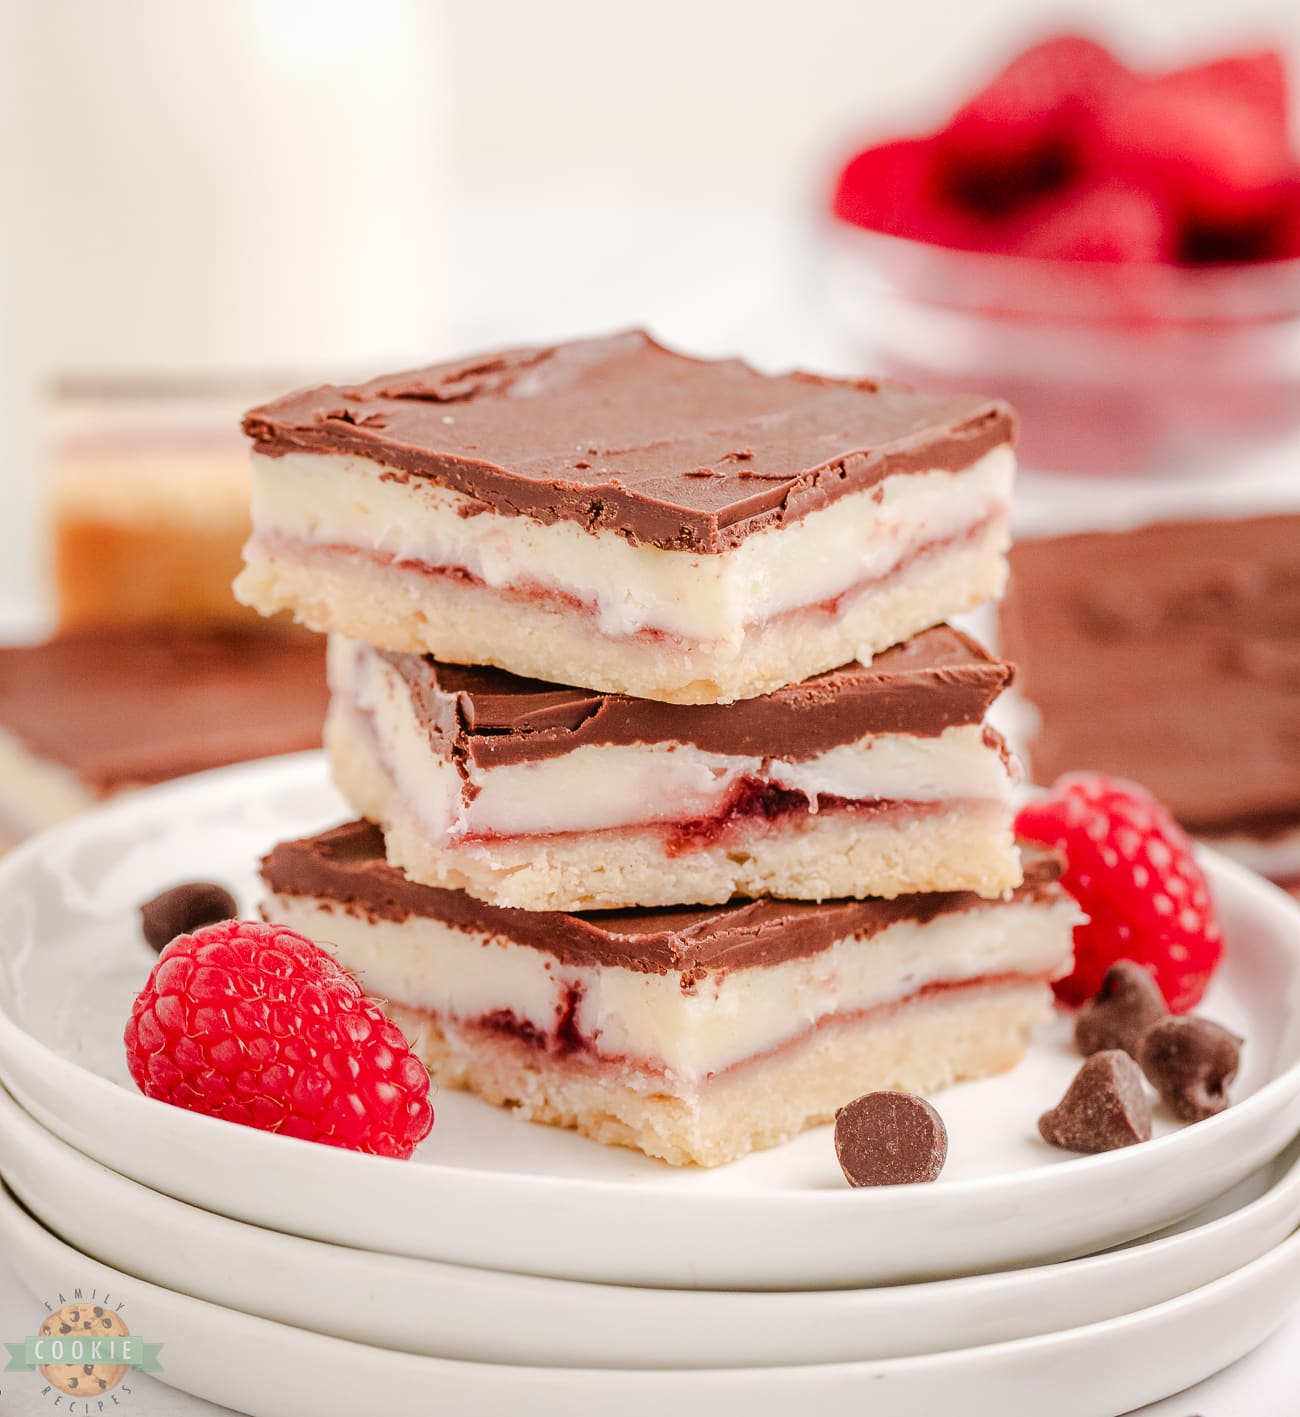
824,35,1300,474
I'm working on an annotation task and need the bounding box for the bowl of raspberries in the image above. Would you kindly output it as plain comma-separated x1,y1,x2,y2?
826,35,1300,474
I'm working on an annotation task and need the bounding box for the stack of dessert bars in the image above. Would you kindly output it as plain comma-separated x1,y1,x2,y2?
244,331,1076,1167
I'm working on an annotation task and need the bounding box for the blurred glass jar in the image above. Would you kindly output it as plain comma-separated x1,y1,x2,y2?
0,0,448,621
822,223,1300,475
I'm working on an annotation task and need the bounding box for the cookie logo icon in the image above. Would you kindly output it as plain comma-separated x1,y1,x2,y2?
5,1291,162,1406
37,1303,130,1396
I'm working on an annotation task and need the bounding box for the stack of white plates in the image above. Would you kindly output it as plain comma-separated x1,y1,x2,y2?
1,754,1299,1417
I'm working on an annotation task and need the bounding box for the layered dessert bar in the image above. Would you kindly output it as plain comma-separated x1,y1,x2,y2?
260,822,1076,1166
326,625,1022,910
52,383,267,630
1001,514,1300,894
0,626,327,837
236,331,1016,704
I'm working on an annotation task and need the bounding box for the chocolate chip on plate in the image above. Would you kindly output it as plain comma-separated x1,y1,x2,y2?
140,882,238,953
1039,1050,1153,1154
834,1091,948,1187
1075,960,1168,1059
1138,1016,1242,1123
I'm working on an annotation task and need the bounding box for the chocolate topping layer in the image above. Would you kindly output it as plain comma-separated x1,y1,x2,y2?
245,331,1014,554
1001,515,1300,837
381,625,1013,767
261,821,1063,978
0,626,327,792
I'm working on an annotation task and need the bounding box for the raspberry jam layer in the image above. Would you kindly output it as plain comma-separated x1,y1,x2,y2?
393,971,1050,1081
665,780,911,855
258,500,1004,650
453,782,933,851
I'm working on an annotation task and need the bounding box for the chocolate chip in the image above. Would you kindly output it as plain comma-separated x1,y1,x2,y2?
1075,961,1168,1059
1138,1016,1241,1123
140,882,238,953
1039,1050,1152,1153
834,1091,948,1187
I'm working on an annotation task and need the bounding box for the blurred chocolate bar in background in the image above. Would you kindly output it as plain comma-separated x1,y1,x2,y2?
1001,512,1300,896
0,382,330,850
0,624,326,842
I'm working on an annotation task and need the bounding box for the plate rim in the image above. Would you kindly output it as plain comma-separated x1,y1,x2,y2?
1,750,1298,1207
3,1070,1297,1308
0,1171,1297,1398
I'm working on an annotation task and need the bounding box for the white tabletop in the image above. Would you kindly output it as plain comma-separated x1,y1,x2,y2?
0,1252,1291,1416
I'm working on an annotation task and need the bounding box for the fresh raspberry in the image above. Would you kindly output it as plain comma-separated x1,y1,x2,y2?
1012,181,1172,262
1176,51,1289,130
124,920,433,1158
1099,61,1296,247
831,36,1300,266
1272,182,1300,259
938,35,1129,216
833,139,967,245
1015,775,1223,1012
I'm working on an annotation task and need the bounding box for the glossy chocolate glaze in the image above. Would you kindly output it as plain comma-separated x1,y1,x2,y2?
261,821,1064,979
0,625,326,791
1001,514,1300,836
245,331,1014,553
374,624,1013,767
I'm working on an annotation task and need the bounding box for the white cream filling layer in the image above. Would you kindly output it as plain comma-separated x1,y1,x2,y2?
247,445,1013,643
0,726,96,835
329,637,1016,840
267,894,1075,1081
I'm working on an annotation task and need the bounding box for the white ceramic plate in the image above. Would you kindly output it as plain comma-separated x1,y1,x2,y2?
1,754,1299,1290
3,1182,1299,1417
2,1081,1298,1370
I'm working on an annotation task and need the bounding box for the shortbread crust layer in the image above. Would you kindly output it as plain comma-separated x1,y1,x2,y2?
239,509,1008,703
389,984,1050,1167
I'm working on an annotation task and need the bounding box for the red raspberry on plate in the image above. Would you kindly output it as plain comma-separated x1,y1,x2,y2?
124,920,433,1158
1015,774,1223,1013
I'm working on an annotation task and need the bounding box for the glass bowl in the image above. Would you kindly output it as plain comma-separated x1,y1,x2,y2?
821,222,1300,475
